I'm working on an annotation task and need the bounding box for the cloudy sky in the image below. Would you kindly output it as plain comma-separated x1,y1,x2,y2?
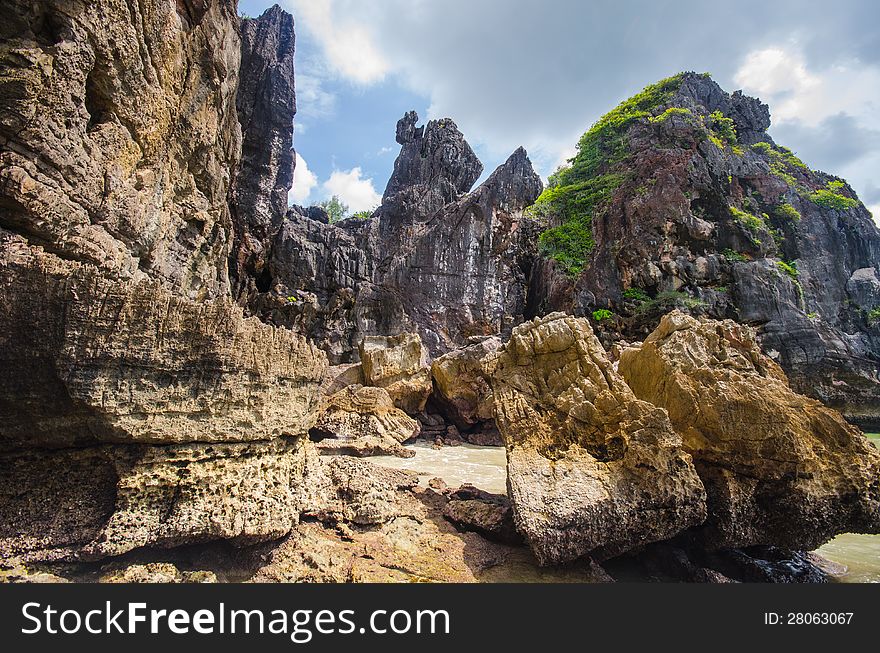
239,0,880,220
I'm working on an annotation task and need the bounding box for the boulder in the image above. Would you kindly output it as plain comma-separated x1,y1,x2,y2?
311,385,419,458
431,337,500,429
618,311,880,550
359,333,432,413
442,486,521,545
493,313,707,564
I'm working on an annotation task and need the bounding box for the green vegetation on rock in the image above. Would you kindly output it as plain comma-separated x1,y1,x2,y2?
774,202,802,222
532,74,687,276
319,195,349,223
635,290,706,315
649,107,694,124
729,205,766,234
707,110,739,152
808,181,859,211
750,141,808,187
350,209,375,221
776,260,799,280
592,309,614,322
623,287,650,303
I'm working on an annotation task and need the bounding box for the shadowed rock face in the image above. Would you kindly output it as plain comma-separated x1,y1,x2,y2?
491,313,707,565
536,72,880,429
231,5,296,302
619,311,880,551
251,113,543,361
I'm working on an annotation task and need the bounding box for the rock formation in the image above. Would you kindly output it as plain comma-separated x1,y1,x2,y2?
231,5,296,302
311,385,418,458
431,336,501,439
0,2,325,563
0,0,242,299
244,112,543,362
359,332,432,413
1,1,877,585
619,311,880,550
531,72,880,429
491,313,707,564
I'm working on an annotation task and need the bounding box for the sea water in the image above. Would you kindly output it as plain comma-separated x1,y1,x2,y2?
375,434,880,583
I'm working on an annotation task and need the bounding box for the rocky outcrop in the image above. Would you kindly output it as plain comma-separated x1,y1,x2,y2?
0,436,308,562
244,112,543,361
0,236,326,561
0,2,326,563
311,385,418,458
618,311,880,550
0,0,243,299
492,313,707,564
0,237,325,450
359,332,432,413
431,336,500,430
442,485,521,545
231,5,296,302
535,72,880,429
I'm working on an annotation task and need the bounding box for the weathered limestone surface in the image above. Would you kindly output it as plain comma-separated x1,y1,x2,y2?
0,437,307,561
431,336,500,429
359,333,432,413
0,0,243,299
311,385,419,458
619,311,880,550
492,313,707,564
0,237,326,451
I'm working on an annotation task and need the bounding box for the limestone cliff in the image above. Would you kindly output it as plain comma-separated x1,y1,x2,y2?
0,0,242,299
0,2,325,563
249,113,543,361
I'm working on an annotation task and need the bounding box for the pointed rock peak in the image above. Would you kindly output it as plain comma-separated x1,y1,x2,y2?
395,110,422,144
672,71,770,144
478,146,543,209
383,110,483,205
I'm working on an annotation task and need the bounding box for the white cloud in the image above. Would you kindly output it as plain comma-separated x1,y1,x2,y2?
734,47,880,127
289,152,318,205
286,0,388,84
322,167,382,211
285,1,880,202
734,48,818,106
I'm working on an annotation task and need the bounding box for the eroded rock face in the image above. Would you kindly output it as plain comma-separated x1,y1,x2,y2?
0,238,326,450
0,0,242,299
0,437,307,562
618,311,880,550
311,385,419,458
244,113,543,360
231,5,296,301
359,333,432,413
493,313,707,564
